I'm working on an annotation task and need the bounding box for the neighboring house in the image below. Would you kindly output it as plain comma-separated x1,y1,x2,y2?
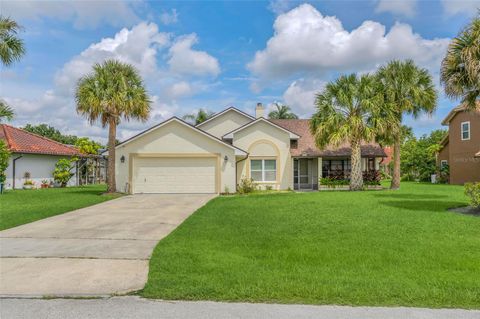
0,124,81,189
114,103,386,194
437,104,480,184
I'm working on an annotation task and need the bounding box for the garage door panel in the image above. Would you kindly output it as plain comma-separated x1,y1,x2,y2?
133,157,217,194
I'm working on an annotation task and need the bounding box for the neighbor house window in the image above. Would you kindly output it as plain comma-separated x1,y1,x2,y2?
440,160,448,168
250,159,276,182
461,121,470,140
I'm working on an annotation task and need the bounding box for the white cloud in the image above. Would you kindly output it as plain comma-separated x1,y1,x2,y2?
55,22,170,95
1,0,140,29
441,0,480,16
4,22,221,143
168,34,221,77
160,9,179,25
375,0,417,17
268,0,296,15
248,4,449,80
282,78,326,116
166,81,193,99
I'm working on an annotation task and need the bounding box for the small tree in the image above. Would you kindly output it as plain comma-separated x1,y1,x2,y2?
53,158,77,187
75,137,101,155
465,183,480,209
0,140,10,192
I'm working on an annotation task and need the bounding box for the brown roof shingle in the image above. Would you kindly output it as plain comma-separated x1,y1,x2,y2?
270,119,386,157
0,124,80,156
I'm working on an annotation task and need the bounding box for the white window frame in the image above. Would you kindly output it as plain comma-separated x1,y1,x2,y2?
250,159,277,182
440,160,448,168
461,121,470,141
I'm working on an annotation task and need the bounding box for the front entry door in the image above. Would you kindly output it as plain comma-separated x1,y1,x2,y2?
294,158,314,190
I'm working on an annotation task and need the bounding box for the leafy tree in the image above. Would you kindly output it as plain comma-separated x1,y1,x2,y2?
268,103,299,119
400,129,447,182
23,123,78,145
441,15,480,110
377,59,437,190
75,137,102,155
183,108,214,125
76,59,151,193
311,74,393,191
0,140,10,191
53,158,77,187
0,100,14,122
0,16,25,66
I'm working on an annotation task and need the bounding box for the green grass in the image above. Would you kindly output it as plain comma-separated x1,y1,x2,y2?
142,182,480,309
0,184,121,230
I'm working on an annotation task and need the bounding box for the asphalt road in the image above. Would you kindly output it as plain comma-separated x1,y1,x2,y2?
1,297,479,319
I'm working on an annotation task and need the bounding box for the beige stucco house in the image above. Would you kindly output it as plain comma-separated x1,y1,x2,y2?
114,104,386,194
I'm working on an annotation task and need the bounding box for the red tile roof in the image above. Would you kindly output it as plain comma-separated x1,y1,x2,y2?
0,124,80,156
270,119,386,157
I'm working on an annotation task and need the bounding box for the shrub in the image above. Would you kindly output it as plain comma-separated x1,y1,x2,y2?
320,177,349,188
363,170,381,185
0,140,10,185
237,177,257,194
465,183,480,208
265,185,273,191
437,164,449,184
53,158,77,187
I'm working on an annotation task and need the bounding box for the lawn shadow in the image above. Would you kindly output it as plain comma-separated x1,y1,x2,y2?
373,193,448,200
379,200,466,212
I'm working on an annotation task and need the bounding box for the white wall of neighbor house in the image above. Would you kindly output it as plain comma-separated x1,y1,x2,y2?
115,120,237,194
197,110,253,139
233,120,293,190
4,153,77,189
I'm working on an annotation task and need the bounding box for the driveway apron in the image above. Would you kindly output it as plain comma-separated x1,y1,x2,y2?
0,194,215,297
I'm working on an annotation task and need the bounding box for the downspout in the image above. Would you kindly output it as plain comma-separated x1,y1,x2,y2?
235,153,249,189
12,155,23,189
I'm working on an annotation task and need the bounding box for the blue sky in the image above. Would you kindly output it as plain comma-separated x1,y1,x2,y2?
1,0,478,142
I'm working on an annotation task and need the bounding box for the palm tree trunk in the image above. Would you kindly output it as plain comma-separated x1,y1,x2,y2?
350,139,363,191
390,134,401,190
107,118,116,193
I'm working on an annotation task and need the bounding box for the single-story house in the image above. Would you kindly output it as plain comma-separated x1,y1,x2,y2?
437,104,480,184
1,124,81,189
113,104,386,194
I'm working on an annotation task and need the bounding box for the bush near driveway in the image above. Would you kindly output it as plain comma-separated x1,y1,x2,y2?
142,182,479,309
0,184,121,230
465,183,480,208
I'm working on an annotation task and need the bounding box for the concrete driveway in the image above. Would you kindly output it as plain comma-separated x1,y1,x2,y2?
0,194,215,297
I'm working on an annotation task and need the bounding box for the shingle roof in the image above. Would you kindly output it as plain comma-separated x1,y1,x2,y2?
441,102,480,125
0,124,80,156
270,119,386,157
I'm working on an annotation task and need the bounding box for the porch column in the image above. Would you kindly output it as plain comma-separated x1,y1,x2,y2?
317,157,322,181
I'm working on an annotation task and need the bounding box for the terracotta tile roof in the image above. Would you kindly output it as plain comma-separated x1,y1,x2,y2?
382,146,393,164
0,124,80,156
270,119,387,157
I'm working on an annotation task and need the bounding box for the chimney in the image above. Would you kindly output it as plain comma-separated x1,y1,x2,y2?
255,102,264,119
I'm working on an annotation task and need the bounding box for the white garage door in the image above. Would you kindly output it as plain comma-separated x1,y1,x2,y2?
133,157,217,194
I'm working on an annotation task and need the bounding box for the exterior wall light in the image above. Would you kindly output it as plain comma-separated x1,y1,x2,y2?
224,155,228,162
120,155,125,163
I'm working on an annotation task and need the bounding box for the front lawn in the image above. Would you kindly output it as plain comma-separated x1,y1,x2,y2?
142,183,480,309
0,184,121,230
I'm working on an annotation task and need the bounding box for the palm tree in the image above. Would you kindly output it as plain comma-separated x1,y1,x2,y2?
268,103,299,119
0,16,25,66
76,59,151,193
441,15,480,111
0,100,14,122
183,108,213,125
310,74,392,191
377,60,437,190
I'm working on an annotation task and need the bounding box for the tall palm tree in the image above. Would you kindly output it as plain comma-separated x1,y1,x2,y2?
0,100,14,122
441,15,480,110
377,60,437,190
268,103,299,119
310,74,391,191
183,108,213,125
0,16,25,66
76,59,151,193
